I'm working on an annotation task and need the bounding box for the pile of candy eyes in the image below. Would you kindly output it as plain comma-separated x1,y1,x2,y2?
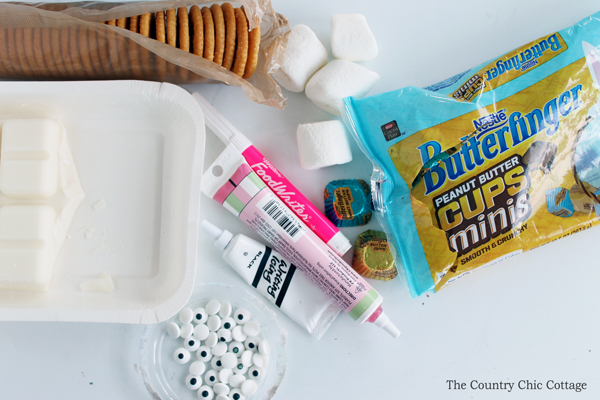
167,299,270,400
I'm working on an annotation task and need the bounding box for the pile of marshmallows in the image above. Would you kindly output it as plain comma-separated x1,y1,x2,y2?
273,14,379,170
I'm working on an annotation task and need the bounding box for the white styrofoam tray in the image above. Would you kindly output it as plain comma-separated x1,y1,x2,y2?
0,81,205,323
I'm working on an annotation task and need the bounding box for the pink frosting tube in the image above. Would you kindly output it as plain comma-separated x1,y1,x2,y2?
242,145,351,257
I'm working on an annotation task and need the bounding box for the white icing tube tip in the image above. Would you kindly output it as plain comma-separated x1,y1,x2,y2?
372,311,401,338
201,220,233,251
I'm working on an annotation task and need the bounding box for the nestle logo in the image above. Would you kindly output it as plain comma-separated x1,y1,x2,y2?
381,120,403,141
473,109,508,137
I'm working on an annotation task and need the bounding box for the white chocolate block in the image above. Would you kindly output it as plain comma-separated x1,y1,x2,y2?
0,119,61,198
80,274,116,293
0,205,57,291
331,14,378,61
297,120,353,170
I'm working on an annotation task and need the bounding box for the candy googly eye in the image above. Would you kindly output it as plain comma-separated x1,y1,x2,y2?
213,382,230,396
229,388,246,400
228,374,246,388
166,322,180,339
193,323,210,341
207,315,222,332
242,320,260,337
231,326,247,343
244,337,259,352
217,329,232,343
193,307,208,324
220,352,238,369
174,348,191,364
241,379,258,397
233,361,248,375
215,395,229,400
205,332,218,348
204,370,219,386
233,308,250,324
189,361,206,376
252,352,267,368
180,323,194,339
196,346,213,362
211,356,223,371
228,341,244,356
184,337,200,352
221,317,236,330
205,299,221,315
248,366,264,380
240,350,253,367
217,368,233,385
211,342,227,357
218,301,232,318
185,374,202,390
197,385,214,400
258,340,269,356
179,307,193,324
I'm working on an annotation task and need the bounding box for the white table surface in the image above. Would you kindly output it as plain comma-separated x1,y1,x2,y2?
1,0,600,399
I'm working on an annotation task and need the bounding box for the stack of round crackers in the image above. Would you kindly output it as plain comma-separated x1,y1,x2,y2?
0,3,260,82
104,4,260,79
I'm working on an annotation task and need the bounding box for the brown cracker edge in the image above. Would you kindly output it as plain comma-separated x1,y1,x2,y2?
232,8,248,77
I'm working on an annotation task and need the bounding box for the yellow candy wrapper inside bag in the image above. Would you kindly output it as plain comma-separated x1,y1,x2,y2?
343,11,600,297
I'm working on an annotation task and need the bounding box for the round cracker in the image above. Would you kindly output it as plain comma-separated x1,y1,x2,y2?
14,28,33,77
154,11,167,81
156,11,166,43
104,24,130,79
243,20,260,79
129,15,139,33
68,25,86,78
41,27,58,78
166,9,177,47
128,36,143,79
177,7,190,81
139,13,152,79
60,27,73,77
23,27,43,77
99,25,118,79
0,28,12,76
189,5,203,56
106,20,116,26
201,6,215,62
178,7,190,52
126,15,143,79
231,8,248,77
139,13,151,37
32,27,51,78
221,3,236,70
77,26,94,78
116,18,126,29
50,27,68,78
87,26,105,79
210,4,225,66
6,29,24,78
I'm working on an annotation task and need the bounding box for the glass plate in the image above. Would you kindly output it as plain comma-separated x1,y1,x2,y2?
139,282,287,399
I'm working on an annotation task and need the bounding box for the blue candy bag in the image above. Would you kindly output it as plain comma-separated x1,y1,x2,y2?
343,10,600,297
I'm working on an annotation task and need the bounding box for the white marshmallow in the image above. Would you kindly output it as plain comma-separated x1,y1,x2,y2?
331,14,378,61
297,120,353,170
305,59,379,115
272,24,329,92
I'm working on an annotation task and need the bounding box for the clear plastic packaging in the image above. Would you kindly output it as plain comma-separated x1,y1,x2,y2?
0,1,290,108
